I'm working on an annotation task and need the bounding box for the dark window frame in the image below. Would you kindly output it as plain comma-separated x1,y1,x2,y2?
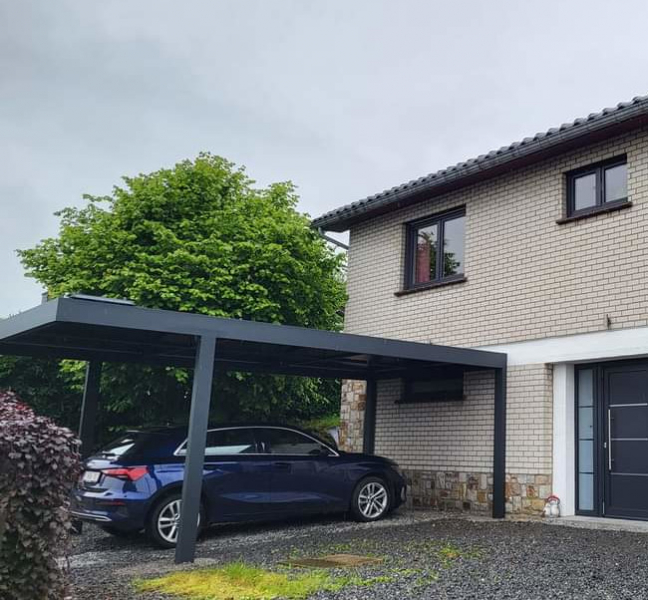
566,155,628,219
404,206,466,291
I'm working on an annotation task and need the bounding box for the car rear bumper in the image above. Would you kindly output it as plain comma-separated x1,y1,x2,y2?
69,509,113,523
70,489,148,531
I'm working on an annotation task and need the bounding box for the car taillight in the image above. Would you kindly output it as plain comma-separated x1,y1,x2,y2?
101,466,148,481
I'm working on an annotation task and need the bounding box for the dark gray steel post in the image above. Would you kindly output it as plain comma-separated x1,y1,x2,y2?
362,378,377,454
492,366,507,518
79,361,102,459
174,335,217,564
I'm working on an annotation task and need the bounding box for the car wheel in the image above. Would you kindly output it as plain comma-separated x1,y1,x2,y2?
99,525,138,538
146,492,206,549
351,476,391,522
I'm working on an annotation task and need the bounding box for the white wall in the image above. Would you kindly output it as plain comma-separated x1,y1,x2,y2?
552,363,575,516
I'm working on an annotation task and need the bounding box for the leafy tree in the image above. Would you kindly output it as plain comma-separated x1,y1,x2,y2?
6,154,346,440
0,357,80,431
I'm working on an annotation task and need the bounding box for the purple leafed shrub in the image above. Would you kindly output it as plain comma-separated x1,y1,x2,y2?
0,390,81,600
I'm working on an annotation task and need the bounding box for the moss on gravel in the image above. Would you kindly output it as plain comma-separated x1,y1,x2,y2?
134,562,392,600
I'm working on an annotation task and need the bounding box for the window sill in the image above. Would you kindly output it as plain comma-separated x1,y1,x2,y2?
557,199,632,224
395,276,467,297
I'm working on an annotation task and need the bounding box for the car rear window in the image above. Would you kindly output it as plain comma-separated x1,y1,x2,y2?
99,432,170,459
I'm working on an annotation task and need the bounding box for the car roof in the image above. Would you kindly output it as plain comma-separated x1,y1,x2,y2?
130,423,333,444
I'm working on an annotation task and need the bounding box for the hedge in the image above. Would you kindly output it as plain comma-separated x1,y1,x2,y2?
0,390,81,600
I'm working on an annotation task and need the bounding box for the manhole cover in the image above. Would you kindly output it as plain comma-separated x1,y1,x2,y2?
284,554,382,568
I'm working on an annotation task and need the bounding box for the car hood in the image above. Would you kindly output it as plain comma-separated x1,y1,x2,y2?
338,451,399,467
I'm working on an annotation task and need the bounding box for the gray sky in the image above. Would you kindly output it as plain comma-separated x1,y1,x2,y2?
2,0,647,317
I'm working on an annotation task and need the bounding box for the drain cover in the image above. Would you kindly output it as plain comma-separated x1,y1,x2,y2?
284,554,382,568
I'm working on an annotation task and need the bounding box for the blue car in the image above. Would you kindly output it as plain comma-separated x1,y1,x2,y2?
70,424,407,547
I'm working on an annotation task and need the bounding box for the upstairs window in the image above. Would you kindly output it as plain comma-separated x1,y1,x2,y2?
567,156,628,218
405,208,465,290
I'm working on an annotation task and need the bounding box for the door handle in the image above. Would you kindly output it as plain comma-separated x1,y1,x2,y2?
273,462,292,471
608,408,612,472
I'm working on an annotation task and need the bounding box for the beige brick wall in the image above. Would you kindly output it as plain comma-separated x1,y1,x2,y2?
371,365,552,475
338,129,648,512
344,127,648,347
340,365,552,513
374,372,494,472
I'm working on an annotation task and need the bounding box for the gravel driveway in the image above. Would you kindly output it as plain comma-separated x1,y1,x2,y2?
68,511,648,600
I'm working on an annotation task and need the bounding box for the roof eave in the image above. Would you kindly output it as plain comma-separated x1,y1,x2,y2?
313,101,648,232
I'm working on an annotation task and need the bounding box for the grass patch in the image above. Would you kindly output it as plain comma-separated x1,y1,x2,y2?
134,562,389,600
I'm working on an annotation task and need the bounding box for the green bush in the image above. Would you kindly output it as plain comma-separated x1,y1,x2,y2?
0,390,81,600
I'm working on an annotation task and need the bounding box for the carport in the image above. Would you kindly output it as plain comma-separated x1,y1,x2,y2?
0,295,507,563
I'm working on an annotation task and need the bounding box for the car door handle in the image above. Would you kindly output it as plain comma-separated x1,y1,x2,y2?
273,462,292,471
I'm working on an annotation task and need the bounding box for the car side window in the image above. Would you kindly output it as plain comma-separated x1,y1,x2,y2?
204,429,257,456
263,428,330,456
176,428,257,456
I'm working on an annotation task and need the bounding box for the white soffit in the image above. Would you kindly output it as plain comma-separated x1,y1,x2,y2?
475,326,648,366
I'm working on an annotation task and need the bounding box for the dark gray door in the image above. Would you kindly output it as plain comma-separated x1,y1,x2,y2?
604,364,648,519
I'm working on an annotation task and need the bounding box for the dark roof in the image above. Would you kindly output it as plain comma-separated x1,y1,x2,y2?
313,94,648,232
0,296,505,380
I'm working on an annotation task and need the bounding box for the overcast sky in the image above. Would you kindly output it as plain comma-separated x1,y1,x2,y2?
1,0,647,316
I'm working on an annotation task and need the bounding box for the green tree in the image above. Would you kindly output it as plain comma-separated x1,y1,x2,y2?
7,154,346,438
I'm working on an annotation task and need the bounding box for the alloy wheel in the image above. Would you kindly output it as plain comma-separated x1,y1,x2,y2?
357,481,388,519
156,498,200,544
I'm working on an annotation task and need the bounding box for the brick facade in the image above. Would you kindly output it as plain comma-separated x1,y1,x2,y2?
339,127,648,515
341,366,552,514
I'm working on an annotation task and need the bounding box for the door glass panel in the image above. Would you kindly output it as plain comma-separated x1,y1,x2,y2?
443,215,465,277
579,440,594,472
573,173,597,211
578,407,594,440
414,223,437,284
577,368,595,512
578,473,594,511
578,369,594,407
604,163,627,203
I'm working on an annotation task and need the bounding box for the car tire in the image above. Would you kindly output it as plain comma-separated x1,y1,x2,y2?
99,525,138,538
145,492,206,549
350,476,391,522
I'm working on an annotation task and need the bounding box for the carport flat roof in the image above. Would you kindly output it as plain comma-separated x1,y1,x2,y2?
0,296,506,379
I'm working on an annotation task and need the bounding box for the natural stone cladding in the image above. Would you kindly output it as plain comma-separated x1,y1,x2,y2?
339,380,365,453
404,470,551,514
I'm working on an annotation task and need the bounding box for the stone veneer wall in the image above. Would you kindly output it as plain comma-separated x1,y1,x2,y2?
406,470,551,514
339,380,366,453
340,364,553,515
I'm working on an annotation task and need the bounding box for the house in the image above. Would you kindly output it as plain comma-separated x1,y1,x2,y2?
313,94,648,518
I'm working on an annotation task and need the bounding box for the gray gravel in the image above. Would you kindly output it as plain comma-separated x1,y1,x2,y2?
68,511,648,599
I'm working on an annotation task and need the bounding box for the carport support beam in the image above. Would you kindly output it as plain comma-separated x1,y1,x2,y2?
492,366,507,519
175,335,217,564
79,361,102,459
363,378,377,454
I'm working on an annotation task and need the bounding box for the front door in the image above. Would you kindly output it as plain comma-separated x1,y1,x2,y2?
603,364,648,519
